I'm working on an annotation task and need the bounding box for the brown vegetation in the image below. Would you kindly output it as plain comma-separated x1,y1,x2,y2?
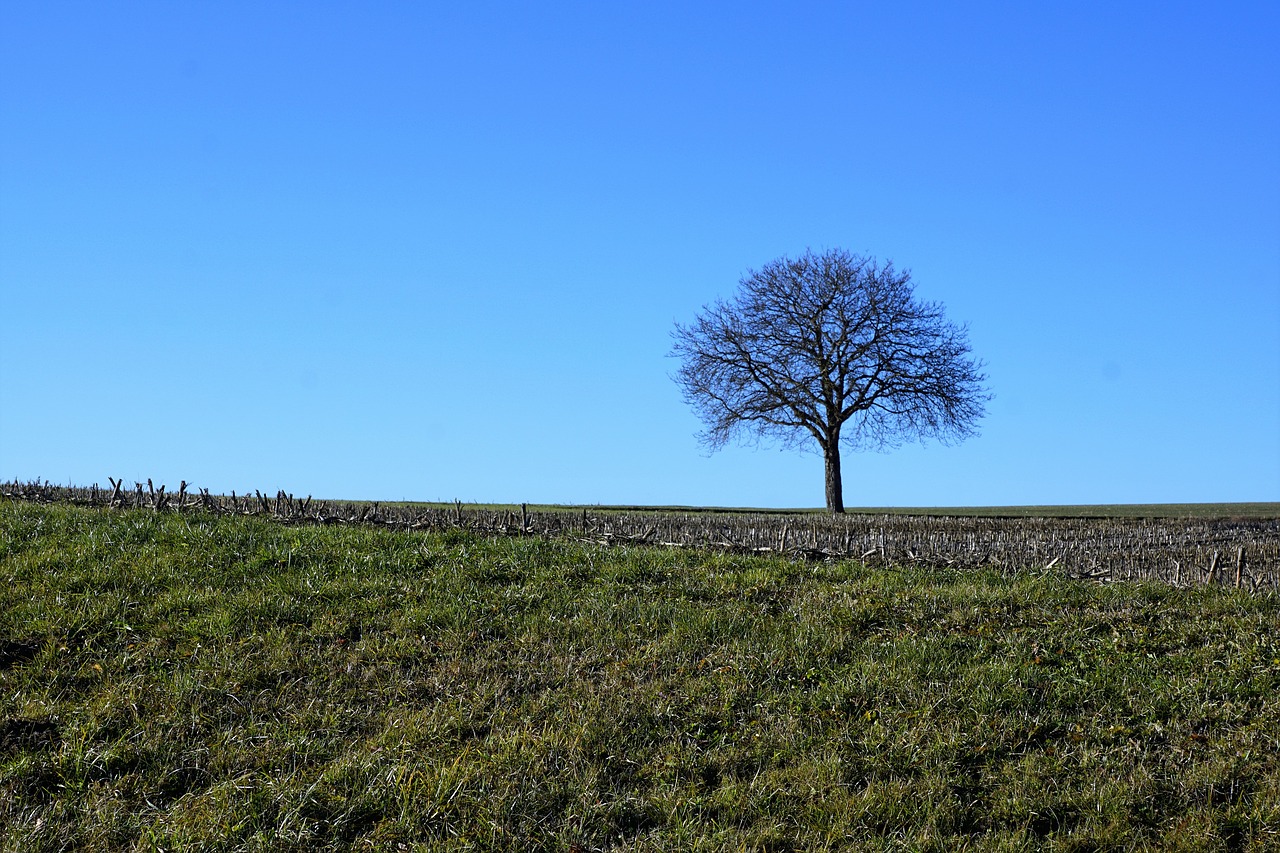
5,479,1277,593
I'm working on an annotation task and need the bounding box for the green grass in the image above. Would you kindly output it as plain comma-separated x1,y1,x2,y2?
2,499,1278,850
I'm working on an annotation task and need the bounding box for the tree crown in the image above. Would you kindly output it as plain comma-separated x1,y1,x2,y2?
671,248,989,455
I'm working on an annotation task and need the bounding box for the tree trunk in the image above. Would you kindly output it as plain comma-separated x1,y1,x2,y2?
823,442,844,514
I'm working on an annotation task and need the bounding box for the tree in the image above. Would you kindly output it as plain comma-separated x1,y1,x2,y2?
671,248,990,513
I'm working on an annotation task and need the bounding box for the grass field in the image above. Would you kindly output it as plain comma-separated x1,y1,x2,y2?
2,499,1278,850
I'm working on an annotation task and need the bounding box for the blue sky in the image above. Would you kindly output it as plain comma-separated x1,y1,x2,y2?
2,1,1278,507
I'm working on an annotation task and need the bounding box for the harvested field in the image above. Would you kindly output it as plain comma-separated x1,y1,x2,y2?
5,479,1278,592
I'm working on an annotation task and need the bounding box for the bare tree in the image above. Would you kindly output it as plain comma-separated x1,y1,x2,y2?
671,248,990,513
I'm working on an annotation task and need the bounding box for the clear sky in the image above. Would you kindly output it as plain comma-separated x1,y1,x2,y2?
3,1,1278,508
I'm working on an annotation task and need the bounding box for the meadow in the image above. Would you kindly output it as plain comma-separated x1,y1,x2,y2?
2,497,1278,850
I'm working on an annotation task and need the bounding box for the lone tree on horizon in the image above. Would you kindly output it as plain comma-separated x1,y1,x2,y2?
671,248,990,513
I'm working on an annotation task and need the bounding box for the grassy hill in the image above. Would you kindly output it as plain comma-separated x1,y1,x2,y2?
2,499,1277,850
